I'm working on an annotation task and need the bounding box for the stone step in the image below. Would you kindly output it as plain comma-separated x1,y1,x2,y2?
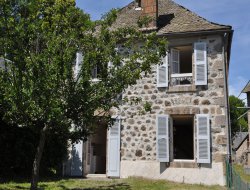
86,174,107,179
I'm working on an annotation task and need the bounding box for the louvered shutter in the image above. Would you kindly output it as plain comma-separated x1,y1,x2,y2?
157,52,168,87
71,141,83,176
75,52,83,77
194,42,207,85
171,49,180,74
108,61,113,68
157,115,169,162
107,119,121,177
196,114,210,163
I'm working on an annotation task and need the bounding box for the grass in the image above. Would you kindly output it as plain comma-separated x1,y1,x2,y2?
0,177,226,190
233,164,250,182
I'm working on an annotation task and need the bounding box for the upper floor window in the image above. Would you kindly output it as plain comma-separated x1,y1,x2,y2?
135,0,142,10
170,45,192,86
157,42,207,88
91,65,100,79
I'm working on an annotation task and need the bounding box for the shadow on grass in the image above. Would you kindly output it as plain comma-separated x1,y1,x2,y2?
57,183,131,190
0,176,82,184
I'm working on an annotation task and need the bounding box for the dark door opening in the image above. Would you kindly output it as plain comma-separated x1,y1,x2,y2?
173,115,194,160
84,124,107,174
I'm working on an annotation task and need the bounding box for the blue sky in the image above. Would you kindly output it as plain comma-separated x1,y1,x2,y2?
76,0,250,98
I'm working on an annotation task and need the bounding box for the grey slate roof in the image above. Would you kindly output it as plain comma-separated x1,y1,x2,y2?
112,0,231,35
232,132,249,151
242,81,250,93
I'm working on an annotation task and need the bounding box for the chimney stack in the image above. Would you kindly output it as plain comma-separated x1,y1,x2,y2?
140,0,158,29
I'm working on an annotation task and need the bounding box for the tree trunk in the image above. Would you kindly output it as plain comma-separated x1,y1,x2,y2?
30,124,48,190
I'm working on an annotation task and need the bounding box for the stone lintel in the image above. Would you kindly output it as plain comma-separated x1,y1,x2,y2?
165,107,200,115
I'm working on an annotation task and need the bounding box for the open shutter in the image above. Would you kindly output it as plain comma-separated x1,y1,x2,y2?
107,119,121,177
157,115,169,162
75,52,83,77
171,49,180,74
157,52,168,87
196,114,210,163
71,141,83,176
194,42,207,85
108,61,113,68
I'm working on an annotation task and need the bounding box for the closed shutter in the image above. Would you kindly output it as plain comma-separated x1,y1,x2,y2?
108,61,113,68
75,52,83,77
157,52,168,87
157,115,169,162
196,114,210,163
71,141,83,176
171,49,180,74
194,42,207,85
107,119,121,177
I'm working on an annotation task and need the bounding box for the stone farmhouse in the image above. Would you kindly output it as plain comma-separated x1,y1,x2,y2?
64,0,233,186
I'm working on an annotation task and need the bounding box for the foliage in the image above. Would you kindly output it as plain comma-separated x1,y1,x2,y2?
0,177,226,190
0,116,68,180
143,101,152,113
233,164,250,183
0,0,166,188
137,15,153,28
229,95,248,135
0,118,36,179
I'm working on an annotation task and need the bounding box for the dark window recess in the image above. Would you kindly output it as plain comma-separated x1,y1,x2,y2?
173,116,194,160
91,65,101,78
171,45,193,85
178,46,192,74
135,0,141,7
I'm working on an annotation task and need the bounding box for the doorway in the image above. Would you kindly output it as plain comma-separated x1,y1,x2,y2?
84,126,107,175
172,115,194,160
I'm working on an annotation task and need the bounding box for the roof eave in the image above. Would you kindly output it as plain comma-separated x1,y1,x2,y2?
157,28,233,37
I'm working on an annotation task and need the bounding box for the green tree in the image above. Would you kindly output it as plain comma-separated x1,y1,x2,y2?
0,0,166,189
229,95,248,135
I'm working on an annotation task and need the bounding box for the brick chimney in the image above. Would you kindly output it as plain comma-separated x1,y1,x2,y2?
140,0,158,29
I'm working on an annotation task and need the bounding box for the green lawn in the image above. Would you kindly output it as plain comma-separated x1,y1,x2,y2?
233,164,250,182
0,177,226,190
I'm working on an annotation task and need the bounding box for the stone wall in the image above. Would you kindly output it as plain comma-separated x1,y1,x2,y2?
120,161,225,185
117,34,228,163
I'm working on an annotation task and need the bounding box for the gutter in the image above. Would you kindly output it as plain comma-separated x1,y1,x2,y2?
157,28,233,38
222,30,233,162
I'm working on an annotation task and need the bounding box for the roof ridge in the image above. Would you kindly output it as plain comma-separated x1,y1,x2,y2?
111,0,232,34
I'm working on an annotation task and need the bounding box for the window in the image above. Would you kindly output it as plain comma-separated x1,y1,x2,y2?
156,114,210,164
91,65,101,79
156,42,208,88
135,0,142,10
170,45,193,86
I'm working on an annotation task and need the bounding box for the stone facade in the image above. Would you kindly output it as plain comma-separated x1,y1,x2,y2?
111,34,229,185
118,35,227,162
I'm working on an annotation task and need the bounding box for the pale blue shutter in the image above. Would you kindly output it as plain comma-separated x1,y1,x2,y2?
75,52,83,77
196,114,210,163
157,52,168,87
71,141,83,176
171,49,180,74
157,115,169,162
107,119,121,177
194,42,207,85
